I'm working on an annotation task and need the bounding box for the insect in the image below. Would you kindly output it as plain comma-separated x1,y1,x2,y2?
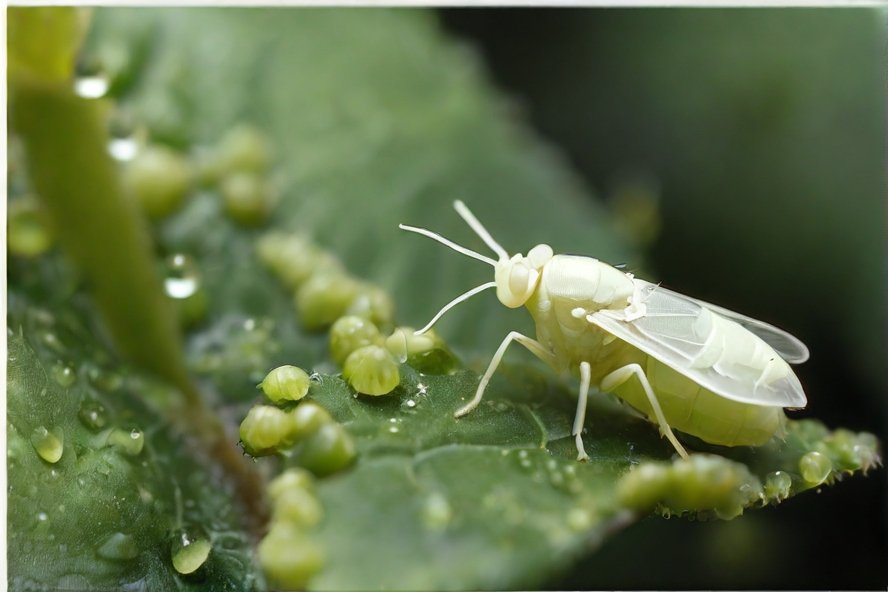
400,201,809,460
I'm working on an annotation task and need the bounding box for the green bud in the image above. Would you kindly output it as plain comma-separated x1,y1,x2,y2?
201,125,273,184
239,405,297,456
258,524,325,591
220,172,273,227
274,487,324,528
343,345,400,396
296,422,356,477
259,365,310,405
346,284,395,328
256,232,344,290
330,316,384,366
268,468,316,502
123,145,192,219
296,273,360,331
289,402,334,442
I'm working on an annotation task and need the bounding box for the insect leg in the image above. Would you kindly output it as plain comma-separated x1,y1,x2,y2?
573,361,591,462
454,331,557,419
600,364,689,459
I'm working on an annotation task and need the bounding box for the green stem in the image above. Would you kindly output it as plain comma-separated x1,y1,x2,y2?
9,7,267,532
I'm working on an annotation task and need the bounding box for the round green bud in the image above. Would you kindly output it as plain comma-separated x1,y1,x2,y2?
200,125,273,184
296,272,360,331
289,402,334,442
273,487,324,528
123,145,192,219
330,316,384,366
259,365,310,405
268,468,316,502
239,405,297,456
258,524,325,590
220,172,273,227
346,284,395,328
297,422,357,477
799,451,833,485
256,233,344,290
8,197,54,258
343,345,400,396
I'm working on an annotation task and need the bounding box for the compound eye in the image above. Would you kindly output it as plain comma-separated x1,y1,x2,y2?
508,263,530,295
527,244,553,269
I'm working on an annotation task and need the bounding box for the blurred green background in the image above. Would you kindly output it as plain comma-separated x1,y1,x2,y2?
439,8,886,589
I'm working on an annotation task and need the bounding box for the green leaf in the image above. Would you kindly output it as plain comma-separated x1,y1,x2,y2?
6,295,261,591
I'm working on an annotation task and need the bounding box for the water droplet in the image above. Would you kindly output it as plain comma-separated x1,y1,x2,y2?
41,332,65,353
422,492,452,531
171,532,212,575
52,362,76,387
164,254,200,299
799,451,832,484
37,512,48,522
406,399,416,408
107,110,144,162
96,532,139,561
567,507,593,532
73,54,110,99
78,399,109,431
30,426,63,463
388,426,399,434
243,318,257,331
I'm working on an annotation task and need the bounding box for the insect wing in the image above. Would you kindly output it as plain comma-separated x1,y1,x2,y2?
653,285,810,364
588,280,807,408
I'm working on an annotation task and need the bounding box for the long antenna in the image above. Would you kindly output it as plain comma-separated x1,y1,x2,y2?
453,200,509,261
415,282,497,335
399,224,497,267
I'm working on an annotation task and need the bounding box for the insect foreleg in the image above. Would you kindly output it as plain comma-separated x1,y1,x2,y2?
454,331,557,419
573,361,592,462
600,364,689,459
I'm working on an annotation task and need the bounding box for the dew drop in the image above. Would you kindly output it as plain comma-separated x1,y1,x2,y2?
37,512,48,522
78,399,109,431
567,507,593,532
41,332,65,353
107,110,143,162
30,426,63,463
73,58,110,99
799,451,832,485
52,363,76,388
405,399,417,408
164,254,201,299
171,532,212,575
764,470,793,502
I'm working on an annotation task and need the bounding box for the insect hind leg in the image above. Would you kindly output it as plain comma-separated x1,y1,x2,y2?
454,331,557,418
573,361,592,462
600,363,689,459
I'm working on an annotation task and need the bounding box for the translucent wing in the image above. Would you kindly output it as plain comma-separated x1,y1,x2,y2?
654,285,810,364
588,279,807,408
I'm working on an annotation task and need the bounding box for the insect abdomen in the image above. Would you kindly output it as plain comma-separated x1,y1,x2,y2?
612,356,785,447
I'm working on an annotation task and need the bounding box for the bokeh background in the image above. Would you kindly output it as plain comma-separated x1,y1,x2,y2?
439,8,887,589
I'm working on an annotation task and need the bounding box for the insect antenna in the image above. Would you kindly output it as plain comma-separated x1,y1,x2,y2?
453,200,509,261
414,282,497,335
399,224,497,267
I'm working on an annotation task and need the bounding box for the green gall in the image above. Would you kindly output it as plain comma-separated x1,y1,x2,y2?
296,422,357,477
259,365,310,404
258,524,325,590
220,172,273,227
330,316,384,366
78,398,109,431
289,401,334,442
239,405,297,456
296,273,360,331
343,345,400,396
799,451,832,485
171,533,212,575
30,425,63,464
7,197,54,258
347,284,395,328
268,468,316,502
274,487,324,528
616,454,763,520
123,145,193,219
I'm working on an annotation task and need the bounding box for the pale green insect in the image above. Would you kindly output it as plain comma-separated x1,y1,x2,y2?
401,201,810,460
